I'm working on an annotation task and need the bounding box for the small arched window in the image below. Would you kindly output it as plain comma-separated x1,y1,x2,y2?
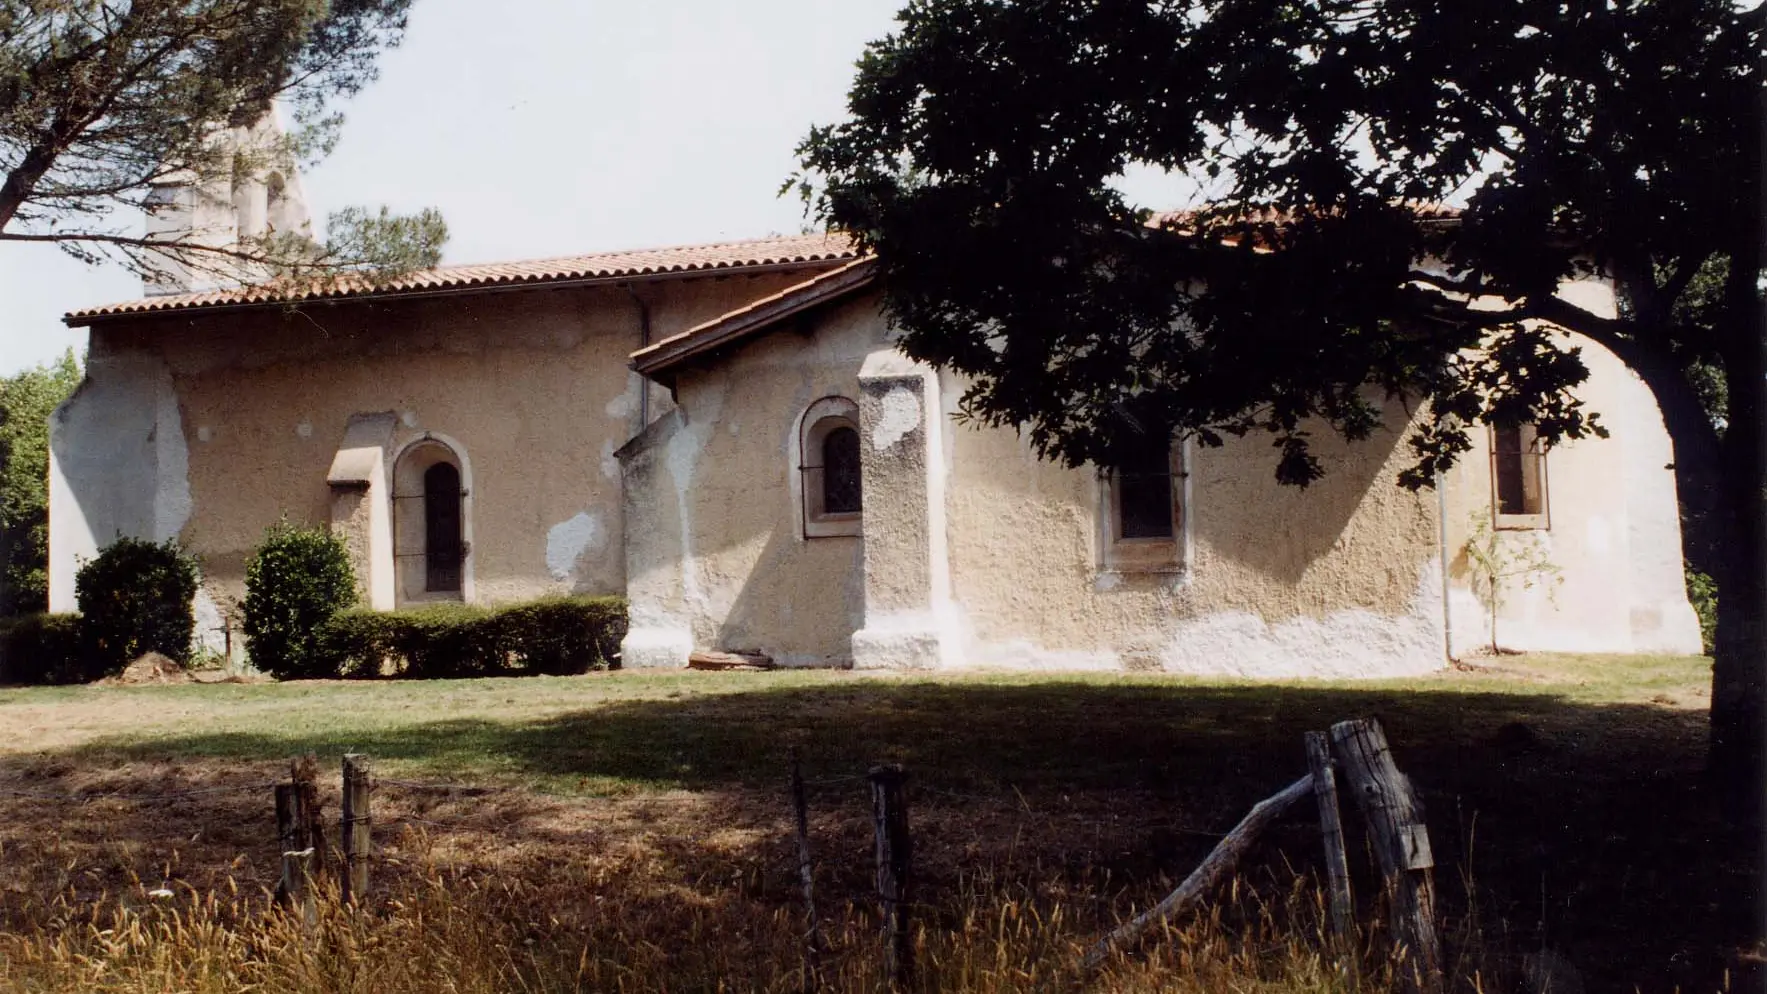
393,437,470,602
423,462,463,592
800,397,862,538
265,173,288,233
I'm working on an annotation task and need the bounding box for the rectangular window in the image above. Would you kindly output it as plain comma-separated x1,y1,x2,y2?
1491,423,1548,528
1102,439,1184,572
1117,446,1177,540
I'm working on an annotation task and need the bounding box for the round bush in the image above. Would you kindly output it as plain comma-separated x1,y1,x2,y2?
74,537,199,677
243,521,357,679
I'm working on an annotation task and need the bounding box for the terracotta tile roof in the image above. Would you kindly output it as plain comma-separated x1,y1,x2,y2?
67,232,858,324
1147,202,1461,232
632,256,877,386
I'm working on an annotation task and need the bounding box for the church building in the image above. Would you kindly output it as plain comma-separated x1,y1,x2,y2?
47,138,1703,675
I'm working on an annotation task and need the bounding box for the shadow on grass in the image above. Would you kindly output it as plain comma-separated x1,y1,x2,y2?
12,678,1757,992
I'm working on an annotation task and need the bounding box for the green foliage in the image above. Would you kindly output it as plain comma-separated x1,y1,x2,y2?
499,596,628,676
797,0,1755,483
73,537,199,676
0,349,81,616
1461,511,1563,654
320,206,449,279
310,596,627,681
1686,568,1718,656
0,612,84,685
0,0,446,281
800,0,1764,768
242,520,357,679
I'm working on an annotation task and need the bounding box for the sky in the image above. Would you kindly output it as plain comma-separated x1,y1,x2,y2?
0,0,914,375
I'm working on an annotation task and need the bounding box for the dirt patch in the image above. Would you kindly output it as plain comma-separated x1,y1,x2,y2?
97,652,191,686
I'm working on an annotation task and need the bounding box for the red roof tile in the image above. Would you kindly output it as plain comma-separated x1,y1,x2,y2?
67,232,857,324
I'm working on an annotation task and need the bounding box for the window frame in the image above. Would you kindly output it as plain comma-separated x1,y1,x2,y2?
798,396,863,539
391,434,474,605
1489,423,1550,531
421,461,465,593
1100,439,1187,574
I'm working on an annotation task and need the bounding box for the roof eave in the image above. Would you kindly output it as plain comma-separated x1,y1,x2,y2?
65,255,857,328
631,259,877,388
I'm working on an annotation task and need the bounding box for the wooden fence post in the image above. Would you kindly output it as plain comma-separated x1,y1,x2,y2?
274,779,317,924
1330,718,1441,994
788,748,824,993
1305,730,1356,949
869,764,913,991
341,753,373,905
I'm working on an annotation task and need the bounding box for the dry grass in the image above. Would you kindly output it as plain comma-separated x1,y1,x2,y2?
0,654,1752,992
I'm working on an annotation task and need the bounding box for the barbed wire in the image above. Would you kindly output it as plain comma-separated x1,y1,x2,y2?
0,781,280,802
375,777,508,795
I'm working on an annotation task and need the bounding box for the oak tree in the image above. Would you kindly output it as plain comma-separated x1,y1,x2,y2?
799,0,1764,790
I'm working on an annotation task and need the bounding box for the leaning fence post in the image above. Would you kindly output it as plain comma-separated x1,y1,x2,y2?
341,753,373,905
788,748,824,993
869,764,913,991
1330,718,1441,994
1305,730,1356,951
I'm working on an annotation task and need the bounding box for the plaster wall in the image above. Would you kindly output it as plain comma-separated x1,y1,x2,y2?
1439,282,1701,656
622,293,1448,676
941,378,1447,676
51,272,816,624
48,348,193,612
620,298,879,668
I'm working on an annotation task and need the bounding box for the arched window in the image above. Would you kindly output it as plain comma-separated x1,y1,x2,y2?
393,437,471,602
822,425,862,514
423,462,463,592
265,173,289,233
800,397,862,538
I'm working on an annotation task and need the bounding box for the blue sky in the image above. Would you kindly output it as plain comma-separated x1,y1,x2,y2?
0,1,906,374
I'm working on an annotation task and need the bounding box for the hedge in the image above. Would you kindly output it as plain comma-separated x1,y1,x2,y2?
0,612,86,685
309,596,626,680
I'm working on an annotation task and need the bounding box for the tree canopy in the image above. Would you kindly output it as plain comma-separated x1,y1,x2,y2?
0,0,445,281
0,348,81,617
799,0,1763,779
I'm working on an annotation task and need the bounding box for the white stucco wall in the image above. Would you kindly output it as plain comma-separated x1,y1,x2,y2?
621,291,1452,677
1440,282,1701,656
48,350,192,612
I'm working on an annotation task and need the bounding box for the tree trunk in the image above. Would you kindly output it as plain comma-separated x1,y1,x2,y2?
1706,257,1767,823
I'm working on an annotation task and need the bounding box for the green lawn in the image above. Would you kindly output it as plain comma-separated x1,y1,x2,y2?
0,654,1750,992
0,653,1711,791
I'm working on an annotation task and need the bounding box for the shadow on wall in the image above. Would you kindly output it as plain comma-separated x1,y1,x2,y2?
36,680,1744,993
1191,420,1408,586
712,522,863,665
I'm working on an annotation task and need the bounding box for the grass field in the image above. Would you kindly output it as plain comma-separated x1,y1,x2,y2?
0,654,1754,992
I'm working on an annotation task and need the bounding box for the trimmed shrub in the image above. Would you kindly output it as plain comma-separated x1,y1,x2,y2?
394,604,508,680
503,596,627,675
243,521,358,679
306,596,626,680
0,612,85,685
74,537,199,677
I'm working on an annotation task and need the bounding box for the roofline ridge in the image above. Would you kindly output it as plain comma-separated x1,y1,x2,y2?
426,230,853,275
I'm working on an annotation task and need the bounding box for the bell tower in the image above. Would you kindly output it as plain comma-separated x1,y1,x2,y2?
141,112,312,296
